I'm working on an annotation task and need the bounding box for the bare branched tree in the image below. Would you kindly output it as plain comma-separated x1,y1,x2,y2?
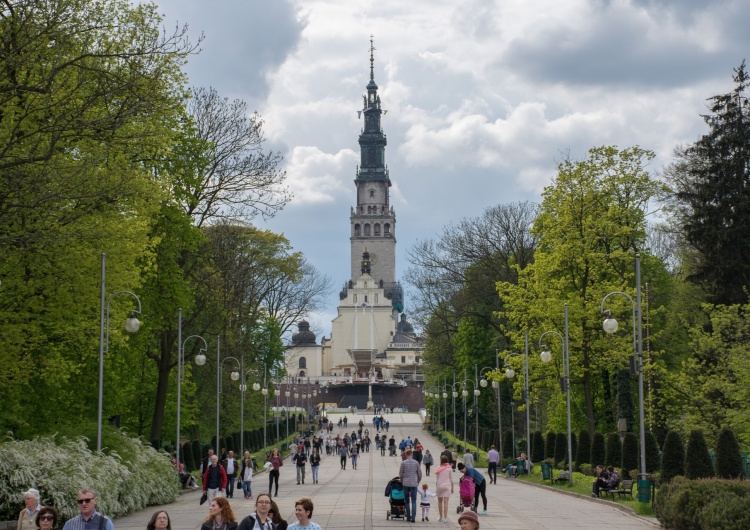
405,201,538,332
184,87,292,227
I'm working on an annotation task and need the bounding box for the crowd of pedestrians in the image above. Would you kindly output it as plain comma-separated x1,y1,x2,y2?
16,414,497,530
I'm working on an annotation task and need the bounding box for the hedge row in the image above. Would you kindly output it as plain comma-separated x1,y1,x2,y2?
654,477,750,529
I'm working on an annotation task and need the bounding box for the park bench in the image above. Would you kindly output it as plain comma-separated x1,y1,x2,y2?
606,479,634,500
551,470,570,484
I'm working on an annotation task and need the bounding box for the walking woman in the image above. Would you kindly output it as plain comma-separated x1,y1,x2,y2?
201,498,237,530
423,450,434,476
268,448,283,497
435,454,454,523
238,494,274,530
35,507,58,530
310,447,321,484
240,451,253,499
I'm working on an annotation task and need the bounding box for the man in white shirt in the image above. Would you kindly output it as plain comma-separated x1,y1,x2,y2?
222,450,238,498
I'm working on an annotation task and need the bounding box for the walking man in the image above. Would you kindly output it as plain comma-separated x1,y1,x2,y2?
338,442,349,470
202,455,227,503
222,450,238,498
293,446,308,484
62,489,114,530
487,445,499,484
399,448,422,523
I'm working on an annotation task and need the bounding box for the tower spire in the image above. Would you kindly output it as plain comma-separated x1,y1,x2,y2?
369,34,376,84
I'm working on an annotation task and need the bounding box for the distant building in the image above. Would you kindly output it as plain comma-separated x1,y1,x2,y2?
285,40,424,408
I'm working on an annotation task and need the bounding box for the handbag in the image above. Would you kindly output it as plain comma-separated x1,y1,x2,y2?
237,479,242,488
199,492,208,505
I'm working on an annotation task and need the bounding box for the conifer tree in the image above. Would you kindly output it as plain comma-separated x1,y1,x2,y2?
660,431,685,483
605,433,622,470
576,429,591,469
545,432,556,460
715,428,744,479
554,432,567,466
532,431,545,463
645,432,660,474
668,62,750,304
590,432,606,467
685,430,713,479
621,432,639,475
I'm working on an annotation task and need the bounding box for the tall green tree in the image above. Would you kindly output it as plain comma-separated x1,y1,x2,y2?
499,146,668,435
666,62,750,305
0,0,195,437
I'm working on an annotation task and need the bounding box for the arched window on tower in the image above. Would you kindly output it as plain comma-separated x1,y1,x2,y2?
384,223,391,235
368,148,376,166
299,357,307,369
374,224,380,236
354,224,360,236
364,224,371,236
369,189,375,198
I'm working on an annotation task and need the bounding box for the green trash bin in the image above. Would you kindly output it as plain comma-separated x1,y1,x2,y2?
541,462,552,481
637,479,652,503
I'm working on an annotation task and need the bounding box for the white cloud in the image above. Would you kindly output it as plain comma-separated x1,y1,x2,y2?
283,146,357,206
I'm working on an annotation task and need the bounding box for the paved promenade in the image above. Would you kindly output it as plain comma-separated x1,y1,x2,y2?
115,413,660,530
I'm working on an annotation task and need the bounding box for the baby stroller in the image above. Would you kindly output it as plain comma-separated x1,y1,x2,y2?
456,474,476,514
385,477,406,520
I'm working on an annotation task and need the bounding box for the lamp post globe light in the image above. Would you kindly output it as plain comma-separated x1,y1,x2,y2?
600,253,648,499
478,364,503,463
97,252,143,452
193,336,240,455
176,308,209,468
502,332,532,460
538,303,573,485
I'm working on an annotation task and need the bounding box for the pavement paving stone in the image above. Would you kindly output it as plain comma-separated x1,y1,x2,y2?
114,413,659,530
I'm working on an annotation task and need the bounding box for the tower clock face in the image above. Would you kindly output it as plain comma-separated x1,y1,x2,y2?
368,252,378,267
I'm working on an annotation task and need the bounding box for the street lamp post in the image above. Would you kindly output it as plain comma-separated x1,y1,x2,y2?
97,252,142,451
503,332,531,459
539,303,573,485
451,374,458,447
176,308,208,467
195,340,240,455
479,364,502,463
600,253,647,490
473,366,480,458
285,377,291,441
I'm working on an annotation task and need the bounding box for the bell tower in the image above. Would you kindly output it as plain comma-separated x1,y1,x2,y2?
350,36,396,288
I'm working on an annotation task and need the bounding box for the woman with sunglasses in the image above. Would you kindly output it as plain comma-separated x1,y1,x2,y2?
34,507,57,530
201,498,237,530
146,511,171,530
238,493,274,530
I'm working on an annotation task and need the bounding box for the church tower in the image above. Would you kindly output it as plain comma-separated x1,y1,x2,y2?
350,38,397,292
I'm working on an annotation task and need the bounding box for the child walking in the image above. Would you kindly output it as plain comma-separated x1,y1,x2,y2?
419,483,437,521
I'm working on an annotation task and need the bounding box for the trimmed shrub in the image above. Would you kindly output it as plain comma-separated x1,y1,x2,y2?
605,433,621,469
654,476,750,530
685,430,713,479
181,442,194,471
715,428,744,480
570,432,577,467
590,432,606,468
531,431,545,464
502,430,514,459
545,432,556,460
575,429,591,471
192,440,203,468
554,432,567,466
621,432,639,474
661,431,685,484
645,431,660,474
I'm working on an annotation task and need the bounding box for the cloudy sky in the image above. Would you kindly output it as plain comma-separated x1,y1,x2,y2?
153,0,749,338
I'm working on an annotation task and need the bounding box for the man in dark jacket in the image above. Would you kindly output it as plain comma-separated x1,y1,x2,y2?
293,445,308,484
202,455,227,503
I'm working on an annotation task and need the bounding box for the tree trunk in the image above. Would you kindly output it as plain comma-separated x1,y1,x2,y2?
149,330,176,445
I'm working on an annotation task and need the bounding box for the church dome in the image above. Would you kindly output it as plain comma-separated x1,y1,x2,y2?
292,320,317,345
